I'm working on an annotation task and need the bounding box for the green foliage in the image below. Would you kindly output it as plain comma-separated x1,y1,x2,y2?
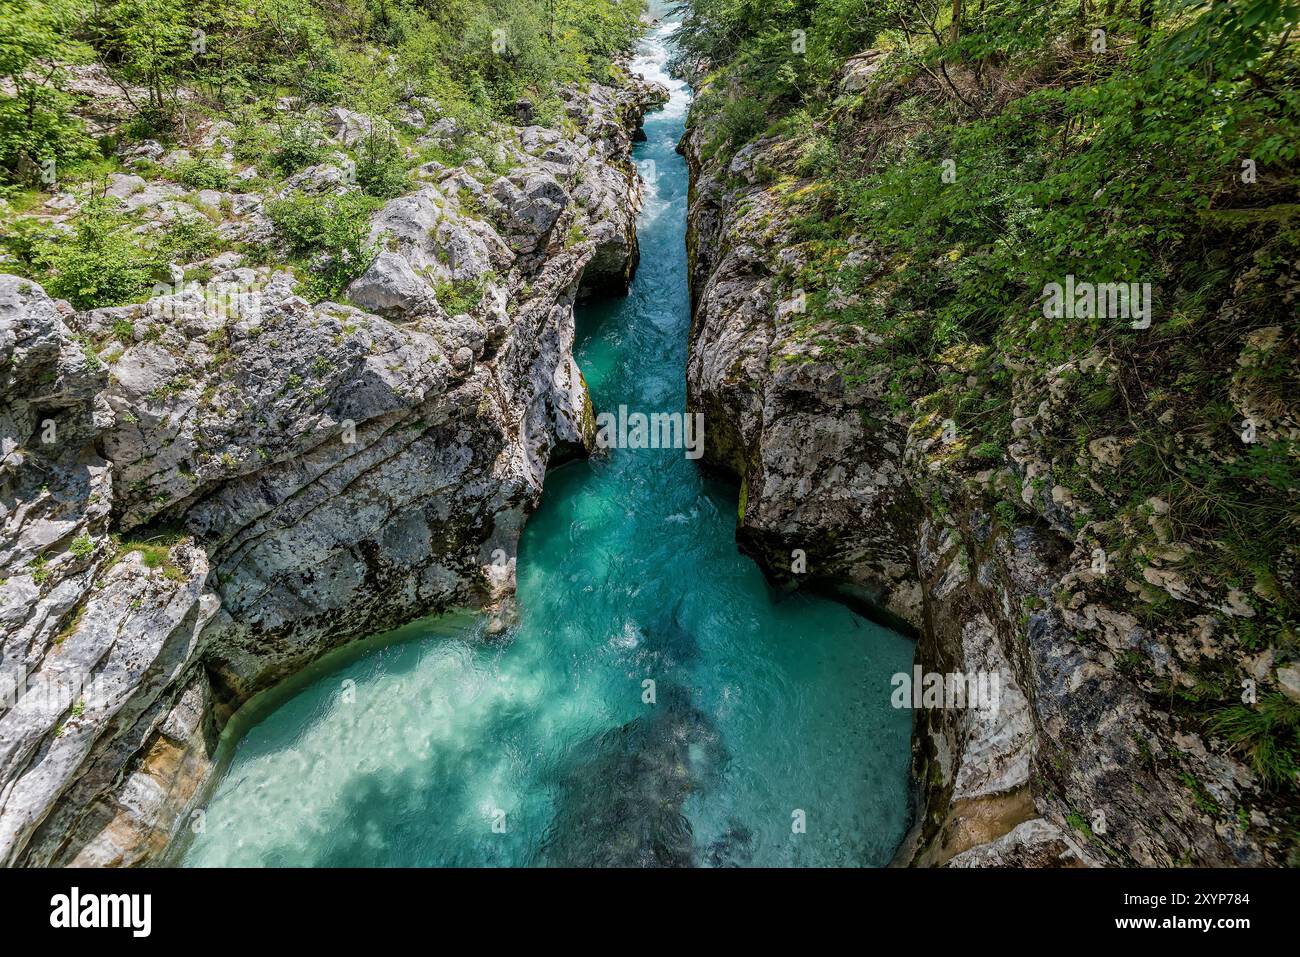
270,120,329,175
694,0,1300,718
354,133,410,199
172,154,232,190
1209,695,1300,790
712,96,766,158
158,212,222,263
433,273,492,315
265,191,377,300
0,214,54,271
409,0,643,115
0,0,96,183
3,0,643,191
185,0,346,107
1065,809,1093,839
113,530,187,580
2,189,226,305
30,553,52,584
89,0,194,127
24,196,161,308
230,111,283,167
676,0,883,105
266,191,368,256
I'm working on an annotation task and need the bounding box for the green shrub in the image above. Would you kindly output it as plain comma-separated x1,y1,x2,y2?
34,197,161,308
433,274,492,315
714,96,767,156
172,154,231,190
265,191,377,300
271,122,328,175
231,113,281,166
3,191,223,306
69,534,95,560
0,215,54,271
158,213,222,263
354,133,410,199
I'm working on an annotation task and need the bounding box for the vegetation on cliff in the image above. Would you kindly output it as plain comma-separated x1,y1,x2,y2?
678,0,1300,802
0,0,644,304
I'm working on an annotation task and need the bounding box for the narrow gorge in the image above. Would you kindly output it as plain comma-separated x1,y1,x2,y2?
3,9,919,869
171,19,916,868
2,0,1296,875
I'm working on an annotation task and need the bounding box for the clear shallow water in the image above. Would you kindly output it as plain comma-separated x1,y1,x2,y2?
180,21,915,868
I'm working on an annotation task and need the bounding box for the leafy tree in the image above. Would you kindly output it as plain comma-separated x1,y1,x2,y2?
0,0,95,183
354,132,410,199
90,0,193,125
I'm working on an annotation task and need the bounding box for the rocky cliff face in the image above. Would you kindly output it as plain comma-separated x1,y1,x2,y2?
0,76,663,867
682,83,1295,868
684,134,922,629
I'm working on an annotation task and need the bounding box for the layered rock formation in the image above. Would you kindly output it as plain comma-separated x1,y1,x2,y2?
684,136,922,630
0,76,663,866
681,79,1295,868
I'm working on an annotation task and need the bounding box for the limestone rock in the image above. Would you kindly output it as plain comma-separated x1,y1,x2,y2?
321,106,390,147
0,71,662,868
1278,665,1300,704
681,85,1288,869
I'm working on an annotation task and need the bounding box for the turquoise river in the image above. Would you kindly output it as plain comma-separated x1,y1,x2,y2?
179,17,915,868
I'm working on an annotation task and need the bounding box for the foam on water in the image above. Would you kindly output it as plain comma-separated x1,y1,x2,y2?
634,20,691,120
180,22,915,869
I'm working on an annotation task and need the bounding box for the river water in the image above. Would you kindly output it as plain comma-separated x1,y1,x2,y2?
180,18,914,868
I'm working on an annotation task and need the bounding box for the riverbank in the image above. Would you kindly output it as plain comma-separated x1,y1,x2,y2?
0,60,663,867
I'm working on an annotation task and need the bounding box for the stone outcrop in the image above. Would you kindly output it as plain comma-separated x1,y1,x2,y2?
681,73,1295,868
684,133,922,628
0,74,664,867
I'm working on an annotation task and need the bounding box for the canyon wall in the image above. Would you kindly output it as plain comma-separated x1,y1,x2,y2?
681,67,1296,867
0,76,665,866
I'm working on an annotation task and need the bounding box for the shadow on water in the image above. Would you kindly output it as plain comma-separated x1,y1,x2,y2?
537,685,726,867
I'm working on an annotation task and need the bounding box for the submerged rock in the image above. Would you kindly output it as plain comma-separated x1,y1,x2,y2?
705,819,756,867
537,686,727,867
